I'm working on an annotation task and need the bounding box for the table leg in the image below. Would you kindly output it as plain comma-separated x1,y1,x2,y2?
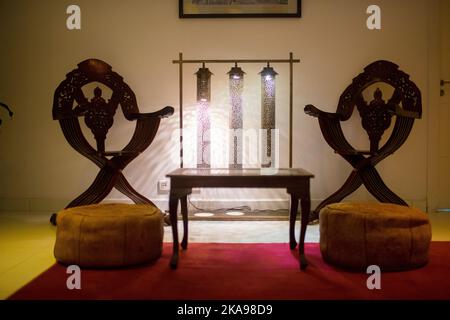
180,196,188,250
288,193,299,250
169,195,179,269
299,195,311,270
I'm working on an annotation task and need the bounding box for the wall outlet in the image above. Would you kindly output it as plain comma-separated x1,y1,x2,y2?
158,179,170,193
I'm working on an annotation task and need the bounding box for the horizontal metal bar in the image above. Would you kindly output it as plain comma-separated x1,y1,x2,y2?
173,59,300,64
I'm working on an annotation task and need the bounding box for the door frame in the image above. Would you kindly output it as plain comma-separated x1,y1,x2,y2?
427,0,443,212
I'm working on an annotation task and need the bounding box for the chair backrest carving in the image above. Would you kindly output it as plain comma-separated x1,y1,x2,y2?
356,88,394,153
53,59,139,153
83,86,117,153
303,60,423,218
336,60,422,154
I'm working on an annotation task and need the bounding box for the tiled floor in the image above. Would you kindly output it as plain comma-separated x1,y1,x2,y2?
0,211,449,299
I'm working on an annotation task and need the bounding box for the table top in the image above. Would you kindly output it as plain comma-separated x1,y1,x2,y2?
167,168,314,178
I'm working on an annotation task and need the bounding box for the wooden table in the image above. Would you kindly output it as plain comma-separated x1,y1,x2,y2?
167,168,314,270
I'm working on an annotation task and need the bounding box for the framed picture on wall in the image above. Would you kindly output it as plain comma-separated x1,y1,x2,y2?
179,0,301,18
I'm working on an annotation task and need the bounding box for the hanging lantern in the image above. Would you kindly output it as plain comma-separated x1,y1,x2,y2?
195,65,212,168
259,64,278,168
228,65,245,169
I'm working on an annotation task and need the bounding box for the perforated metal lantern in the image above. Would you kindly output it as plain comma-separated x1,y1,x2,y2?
228,66,245,169
195,66,213,168
259,65,278,168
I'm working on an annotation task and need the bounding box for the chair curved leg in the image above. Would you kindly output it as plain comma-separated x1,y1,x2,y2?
312,171,363,221
49,213,58,226
66,167,118,208
361,166,408,205
115,173,156,206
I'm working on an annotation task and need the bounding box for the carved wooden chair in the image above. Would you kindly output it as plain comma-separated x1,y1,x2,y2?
304,60,422,221
51,59,174,223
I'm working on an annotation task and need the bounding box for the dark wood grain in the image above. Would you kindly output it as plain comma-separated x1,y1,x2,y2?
52,59,174,223
167,168,313,270
304,60,422,221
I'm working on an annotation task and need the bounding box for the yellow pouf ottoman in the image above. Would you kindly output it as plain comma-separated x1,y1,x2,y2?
54,203,164,268
319,203,432,271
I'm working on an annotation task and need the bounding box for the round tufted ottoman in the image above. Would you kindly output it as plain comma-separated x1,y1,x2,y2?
319,202,432,271
54,203,164,268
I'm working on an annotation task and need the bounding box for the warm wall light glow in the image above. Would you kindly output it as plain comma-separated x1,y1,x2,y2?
228,65,245,169
196,66,213,168
259,65,278,168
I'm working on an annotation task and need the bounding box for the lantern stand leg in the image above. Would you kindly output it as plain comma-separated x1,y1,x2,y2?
289,52,294,169
179,52,184,169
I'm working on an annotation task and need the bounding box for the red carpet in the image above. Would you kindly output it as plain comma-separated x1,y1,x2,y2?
9,242,450,300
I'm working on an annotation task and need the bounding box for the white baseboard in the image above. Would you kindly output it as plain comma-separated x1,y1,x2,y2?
0,197,428,213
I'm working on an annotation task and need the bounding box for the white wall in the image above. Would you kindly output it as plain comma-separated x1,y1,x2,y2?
0,0,434,212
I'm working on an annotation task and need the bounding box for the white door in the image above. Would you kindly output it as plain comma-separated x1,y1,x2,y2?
437,0,450,210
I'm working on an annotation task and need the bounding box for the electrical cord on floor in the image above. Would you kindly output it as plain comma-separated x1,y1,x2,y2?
187,197,288,214
252,208,292,214
188,197,252,213
162,199,317,226
188,198,319,225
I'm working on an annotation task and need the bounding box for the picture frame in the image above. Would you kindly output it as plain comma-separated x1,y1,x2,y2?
179,0,301,18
